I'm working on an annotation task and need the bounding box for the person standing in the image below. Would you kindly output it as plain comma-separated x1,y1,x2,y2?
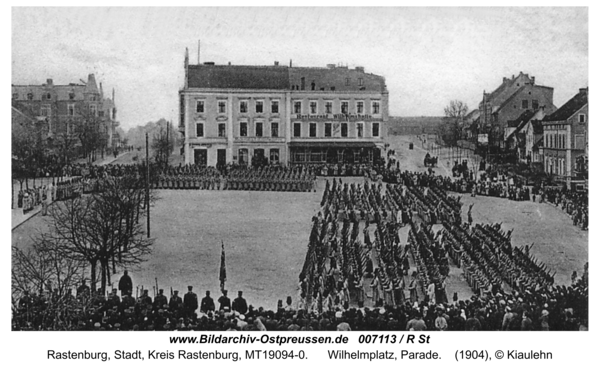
218,290,231,311
118,271,133,298
183,286,199,316
409,271,419,303
232,291,248,314
200,290,215,313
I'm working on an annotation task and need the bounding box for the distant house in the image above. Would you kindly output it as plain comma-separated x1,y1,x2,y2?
504,107,549,163
478,72,555,149
542,88,588,189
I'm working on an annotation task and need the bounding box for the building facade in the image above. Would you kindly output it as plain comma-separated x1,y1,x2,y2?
11,74,118,154
179,50,388,167
478,72,555,148
542,88,588,189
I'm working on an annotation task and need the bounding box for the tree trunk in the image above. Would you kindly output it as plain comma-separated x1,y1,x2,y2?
100,260,107,296
90,260,97,293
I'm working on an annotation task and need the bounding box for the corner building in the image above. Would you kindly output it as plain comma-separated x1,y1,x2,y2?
179,51,388,167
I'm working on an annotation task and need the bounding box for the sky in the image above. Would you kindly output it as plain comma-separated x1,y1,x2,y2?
12,7,588,131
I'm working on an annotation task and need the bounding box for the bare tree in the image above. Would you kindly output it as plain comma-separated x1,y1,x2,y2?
36,175,155,295
151,121,176,169
439,100,469,146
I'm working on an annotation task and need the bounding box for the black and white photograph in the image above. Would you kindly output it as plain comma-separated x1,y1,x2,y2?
10,5,589,339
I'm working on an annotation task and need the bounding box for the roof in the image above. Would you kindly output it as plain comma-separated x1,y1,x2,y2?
187,65,290,90
533,136,544,149
507,109,536,128
543,88,588,122
186,64,386,92
495,86,526,113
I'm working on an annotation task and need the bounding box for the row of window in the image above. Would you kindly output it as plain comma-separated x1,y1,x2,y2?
38,104,98,117
195,99,381,116
521,99,539,110
13,92,96,101
293,100,380,115
545,157,566,176
293,122,379,138
194,121,381,139
545,132,567,149
237,148,280,165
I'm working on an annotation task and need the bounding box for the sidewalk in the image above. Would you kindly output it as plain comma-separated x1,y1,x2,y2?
11,151,130,231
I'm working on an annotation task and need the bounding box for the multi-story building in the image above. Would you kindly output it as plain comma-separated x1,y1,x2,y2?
179,50,388,167
478,72,555,148
542,87,588,189
11,74,118,156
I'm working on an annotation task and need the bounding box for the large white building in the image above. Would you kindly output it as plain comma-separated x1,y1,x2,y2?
179,50,389,167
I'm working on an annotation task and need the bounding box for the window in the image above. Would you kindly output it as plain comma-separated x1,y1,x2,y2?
358,78,363,86
256,101,263,114
325,123,332,137
309,123,317,137
522,100,528,109
575,134,585,149
341,123,348,137
218,101,227,114
240,122,248,137
357,122,364,138
311,81,316,90
345,78,350,86
218,123,226,137
293,123,301,137
271,122,279,137
240,100,248,113
90,104,97,116
196,100,205,113
310,101,317,114
239,149,248,165
372,122,380,137
579,114,586,123
341,101,349,114
68,104,75,116
532,100,539,110
270,149,280,164
271,100,279,114
325,102,333,114
98,111,105,117
69,92,75,100
27,92,33,100
372,101,380,115
356,101,364,114
294,101,302,114
41,105,51,117
255,122,263,137
90,95,97,102
44,93,51,100
196,123,204,137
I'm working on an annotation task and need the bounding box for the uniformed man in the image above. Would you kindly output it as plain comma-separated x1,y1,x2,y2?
200,290,215,313
154,289,168,310
183,286,198,316
169,290,183,313
232,291,248,314
218,290,231,311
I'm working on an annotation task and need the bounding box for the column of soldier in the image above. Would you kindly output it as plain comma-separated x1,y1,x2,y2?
153,164,315,192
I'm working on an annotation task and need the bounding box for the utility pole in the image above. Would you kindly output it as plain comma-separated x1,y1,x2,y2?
146,132,150,238
166,121,169,167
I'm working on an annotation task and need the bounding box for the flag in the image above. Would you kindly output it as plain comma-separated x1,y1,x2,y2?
219,241,227,291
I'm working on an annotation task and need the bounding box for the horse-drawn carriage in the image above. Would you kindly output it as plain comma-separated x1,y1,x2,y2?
424,153,438,167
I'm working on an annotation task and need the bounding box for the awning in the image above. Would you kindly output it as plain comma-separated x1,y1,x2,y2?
288,141,377,148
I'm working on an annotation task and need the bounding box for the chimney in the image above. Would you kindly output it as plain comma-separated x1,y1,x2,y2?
327,64,336,69
274,61,279,66
46,78,53,86
290,59,293,67
579,87,588,95
355,66,365,73
228,62,231,66
203,62,215,65
531,76,535,85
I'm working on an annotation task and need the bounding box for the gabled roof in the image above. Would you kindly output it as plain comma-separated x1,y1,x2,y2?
507,109,535,128
495,86,526,113
543,88,588,122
